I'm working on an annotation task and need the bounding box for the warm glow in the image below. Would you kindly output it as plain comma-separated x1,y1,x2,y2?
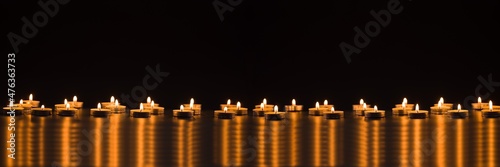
190,98,194,109
263,98,267,105
9,101,13,108
237,101,241,110
65,103,70,110
439,97,444,104
224,106,228,113
489,100,493,111
111,96,115,103
403,97,407,104
98,103,102,110
362,103,367,110
402,102,406,109
324,100,328,106
151,101,155,108
292,99,296,106
478,97,482,103
19,99,23,104
458,104,461,111
374,105,378,112
140,103,144,111
29,94,33,101
438,102,442,109
260,103,264,110
147,97,151,103
64,99,68,105
415,104,419,112
274,105,278,113
227,99,231,105
73,96,77,102
359,99,364,105
115,99,119,107
331,107,335,113
41,105,45,109
315,102,320,109
180,105,184,111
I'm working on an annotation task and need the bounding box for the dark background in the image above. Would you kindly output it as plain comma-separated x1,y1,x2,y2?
3,0,500,111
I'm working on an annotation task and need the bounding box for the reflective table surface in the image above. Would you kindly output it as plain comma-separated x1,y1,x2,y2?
1,109,499,167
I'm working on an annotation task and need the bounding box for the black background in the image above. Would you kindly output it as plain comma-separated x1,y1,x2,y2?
3,0,500,111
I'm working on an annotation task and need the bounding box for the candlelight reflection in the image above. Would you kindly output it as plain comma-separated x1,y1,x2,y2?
174,119,196,167
487,119,495,167
94,118,103,167
409,118,424,167
434,115,447,167
108,114,120,167
288,112,301,166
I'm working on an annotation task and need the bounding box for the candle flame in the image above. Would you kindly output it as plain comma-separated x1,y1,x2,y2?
9,101,13,108
489,100,493,111
415,104,419,112
29,94,33,101
263,98,267,105
151,101,155,108
180,105,184,111
458,104,461,111
115,99,119,107
274,105,278,113
374,105,378,112
362,103,367,110
324,100,328,106
292,99,296,106
65,103,70,110
237,101,241,110
315,102,319,109
19,99,23,104
439,97,444,104
73,96,77,102
403,97,407,104
478,97,482,103
260,103,264,111
140,103,144,111
98,103,101,110
224,106,228,113
190,98,194,109
331,106,335,113
227,99,231,105
359,99,364,105
438,102,442,109
111,96,115,103
41,105,45,110
147,97,151,103
402,102,406,109
64,99,68,105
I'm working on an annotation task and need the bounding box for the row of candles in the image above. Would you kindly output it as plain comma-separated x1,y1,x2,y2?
3,94,500,119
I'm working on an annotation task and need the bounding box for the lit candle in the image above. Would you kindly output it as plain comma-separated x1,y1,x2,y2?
182,98,201,115
324,106,344,119
173,105,194,118
365,105,385,119
354,99,372,116
255,98,274,109
408,104,428,119
253,103,268,116
32,104,52,116
448,104,468,119
105,99,127,113
149,100,165,115
58,103,77,116
69,95,83,109
220,99,237,110
101,96,115,107
18,99,32,110
3,101,24,116
285,99,303,112
472,97,487,110
430,97,451,114
131,103,151,118
265,105,285,120
91,103,111,117
481,100,500,118
214,106,235,119
392,98,414,116
233,101,248,115
308,102,324,116
24,94,40,107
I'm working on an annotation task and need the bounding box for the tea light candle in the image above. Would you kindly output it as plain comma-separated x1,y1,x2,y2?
101,96,115,107
18,99,33,110
54,99,68,109
353,99,371,111
130,103,151,118
253,103,270,116
265,105,286,120
23,94,40,108
149,101,165,115
214,106,235,119
71,96,83,108
430,98,451,114
233,101,248,115
356,103,373,116
254,98,274,109
58,103,77,116
183,98,201,115
481,100,500,118
91,103,111,117
448,104,468,119
472,97,488,110
220,99,236,110
105,99,126,113
408,104,428,119
308,102,324,116
365,105,385,118
141,96,159,108
32,104,52,116
3,101,23,116
322,100,333,109
324,106,344,119
285,99,303,112
173,105,194,118
392,98,413,115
